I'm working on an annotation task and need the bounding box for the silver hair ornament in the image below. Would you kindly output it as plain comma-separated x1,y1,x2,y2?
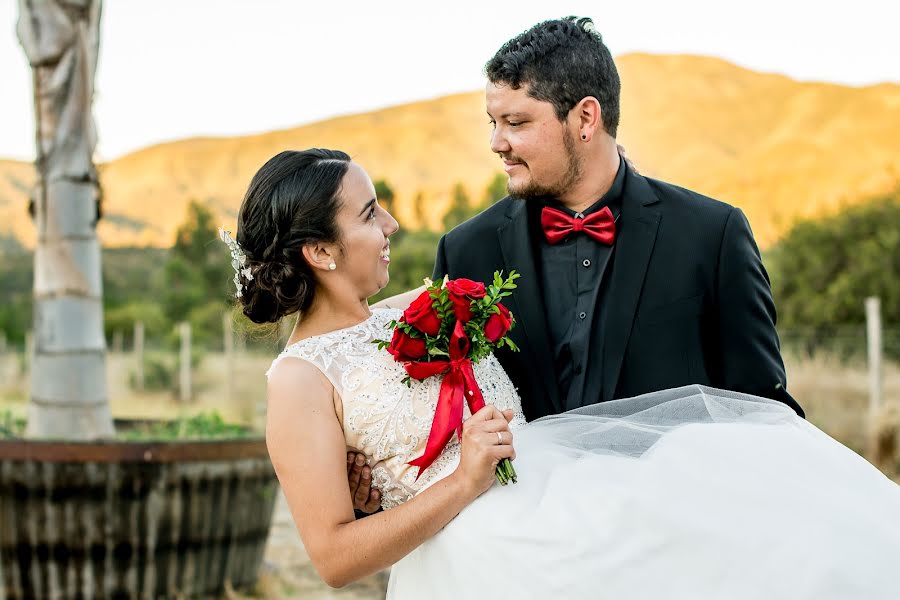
218,227,254,298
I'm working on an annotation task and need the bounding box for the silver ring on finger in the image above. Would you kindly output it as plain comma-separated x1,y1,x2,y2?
496,431,503,445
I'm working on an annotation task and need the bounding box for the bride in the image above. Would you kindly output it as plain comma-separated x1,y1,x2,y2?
230,148,900,599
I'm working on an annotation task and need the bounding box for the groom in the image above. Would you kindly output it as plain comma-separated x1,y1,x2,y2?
349,16,803,512
435,16,803,420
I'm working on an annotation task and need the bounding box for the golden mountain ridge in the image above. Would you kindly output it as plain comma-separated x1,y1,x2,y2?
1,53,898,250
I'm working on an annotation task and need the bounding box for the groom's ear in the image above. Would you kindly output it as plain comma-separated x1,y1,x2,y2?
302,242,337,273
572,96,603,142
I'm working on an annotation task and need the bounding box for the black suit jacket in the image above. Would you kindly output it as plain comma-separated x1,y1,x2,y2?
432,168,804,420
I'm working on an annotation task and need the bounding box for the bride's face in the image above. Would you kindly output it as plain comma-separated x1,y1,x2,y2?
332,162,399,297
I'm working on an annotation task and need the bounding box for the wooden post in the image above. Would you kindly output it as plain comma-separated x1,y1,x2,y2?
178,322,192,403
866,297,883,421
223,312,234,404
223,313,234,356
112,330,123,355
134,321,145,392
24,331,33,375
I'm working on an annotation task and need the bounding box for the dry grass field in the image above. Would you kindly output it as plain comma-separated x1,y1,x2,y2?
3,348,898,467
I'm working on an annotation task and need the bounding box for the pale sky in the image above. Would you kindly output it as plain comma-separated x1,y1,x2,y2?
1,0,898,161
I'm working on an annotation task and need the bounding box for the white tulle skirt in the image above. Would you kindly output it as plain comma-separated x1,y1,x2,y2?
387,385,900,600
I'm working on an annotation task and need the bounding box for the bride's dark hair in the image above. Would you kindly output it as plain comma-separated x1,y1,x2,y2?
235,148,351,324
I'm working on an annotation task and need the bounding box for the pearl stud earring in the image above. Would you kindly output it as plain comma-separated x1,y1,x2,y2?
329,262,336,271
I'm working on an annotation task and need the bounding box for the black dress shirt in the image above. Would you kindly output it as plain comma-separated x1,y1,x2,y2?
537,157,625,410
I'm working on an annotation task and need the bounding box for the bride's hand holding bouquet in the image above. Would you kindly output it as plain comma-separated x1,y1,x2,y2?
377,271,521,485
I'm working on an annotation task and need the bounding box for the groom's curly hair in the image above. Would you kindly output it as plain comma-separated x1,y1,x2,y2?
485,16,621,137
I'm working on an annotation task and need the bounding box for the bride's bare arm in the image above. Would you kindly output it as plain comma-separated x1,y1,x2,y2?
266,358,514,588
370,285,427,310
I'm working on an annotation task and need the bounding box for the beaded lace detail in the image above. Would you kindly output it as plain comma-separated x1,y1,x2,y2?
266,308,527,510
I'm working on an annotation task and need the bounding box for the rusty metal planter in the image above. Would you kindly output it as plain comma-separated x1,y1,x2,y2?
0,426,279,599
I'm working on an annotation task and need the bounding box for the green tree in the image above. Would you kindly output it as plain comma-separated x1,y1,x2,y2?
0,245,32,346
104,301,167,342
767,193,900,358
172,200,231,296
413,190,428,230
374,179,396,217
163,200,232,344
483,172,508,207
443,183,475,231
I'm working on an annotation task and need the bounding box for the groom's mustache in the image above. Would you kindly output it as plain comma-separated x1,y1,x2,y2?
499,153,526,166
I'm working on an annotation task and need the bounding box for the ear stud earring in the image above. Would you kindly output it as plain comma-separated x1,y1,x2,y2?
329,262,337,271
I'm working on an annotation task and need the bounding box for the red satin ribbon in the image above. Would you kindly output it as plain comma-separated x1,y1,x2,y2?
406,320,485,478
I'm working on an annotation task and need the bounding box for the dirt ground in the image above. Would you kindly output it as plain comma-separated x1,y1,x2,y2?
249,491,388,600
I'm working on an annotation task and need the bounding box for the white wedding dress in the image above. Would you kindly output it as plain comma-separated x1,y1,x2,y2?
268,308,900,599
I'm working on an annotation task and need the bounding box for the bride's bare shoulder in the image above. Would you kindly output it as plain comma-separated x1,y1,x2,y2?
267,356,333,410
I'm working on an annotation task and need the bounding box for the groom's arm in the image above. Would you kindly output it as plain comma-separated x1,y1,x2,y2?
371,286,427,310
715,208,805,417
432,234,449,280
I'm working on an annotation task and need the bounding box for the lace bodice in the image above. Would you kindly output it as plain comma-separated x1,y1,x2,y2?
266,308,527,510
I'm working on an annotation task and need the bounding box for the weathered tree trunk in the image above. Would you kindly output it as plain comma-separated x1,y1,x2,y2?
18,0,113,439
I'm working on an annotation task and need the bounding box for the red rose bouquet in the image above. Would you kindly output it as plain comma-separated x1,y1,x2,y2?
376,271,520,485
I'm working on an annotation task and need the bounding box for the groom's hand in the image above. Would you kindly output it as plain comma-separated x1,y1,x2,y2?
347,451,381,515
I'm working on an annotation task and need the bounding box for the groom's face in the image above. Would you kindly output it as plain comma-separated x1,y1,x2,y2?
486,81,582,200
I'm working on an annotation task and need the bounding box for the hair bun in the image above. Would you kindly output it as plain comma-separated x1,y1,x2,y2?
241,260,312,324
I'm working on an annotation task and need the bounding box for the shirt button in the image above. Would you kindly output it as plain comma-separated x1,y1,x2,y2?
582,259,591,267
579,311,587,319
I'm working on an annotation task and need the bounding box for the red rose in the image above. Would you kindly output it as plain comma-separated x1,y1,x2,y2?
484,303,513,342
402,290,441,336
387,327,427,361
446,278,486,322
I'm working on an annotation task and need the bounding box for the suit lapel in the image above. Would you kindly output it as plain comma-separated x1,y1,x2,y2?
497,201,563,414
601,172,662,401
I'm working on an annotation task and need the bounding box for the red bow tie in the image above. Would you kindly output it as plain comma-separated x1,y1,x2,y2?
541,205,617,245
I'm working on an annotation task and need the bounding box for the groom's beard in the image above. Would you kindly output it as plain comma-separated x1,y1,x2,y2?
507,134,583,201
